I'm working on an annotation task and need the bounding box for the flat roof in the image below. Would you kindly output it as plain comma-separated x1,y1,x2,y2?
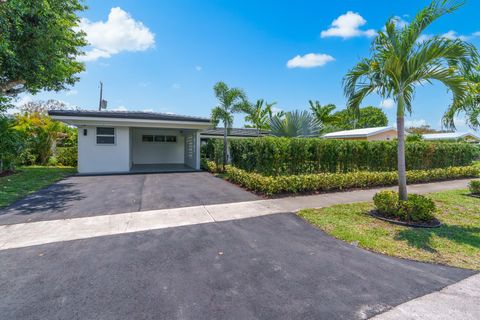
48,110,211,123
422,132,480,140
322,126,396,139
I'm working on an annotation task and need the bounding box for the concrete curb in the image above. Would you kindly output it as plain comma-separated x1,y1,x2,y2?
371,273,480,319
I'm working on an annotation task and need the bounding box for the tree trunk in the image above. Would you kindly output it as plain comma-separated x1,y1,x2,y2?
396,94,408,201
223,123,228,172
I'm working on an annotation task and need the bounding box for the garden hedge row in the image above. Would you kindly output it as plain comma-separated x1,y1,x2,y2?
204,137,479,175
202,160,479,195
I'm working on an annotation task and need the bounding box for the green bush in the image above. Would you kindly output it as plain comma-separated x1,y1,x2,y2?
373,191,398,214
202,161,480,196
373,191,436,222
56,147,77,166
224,137,479,175
469,180,480,195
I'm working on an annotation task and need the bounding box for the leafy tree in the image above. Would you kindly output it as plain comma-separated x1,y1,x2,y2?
332,106,388,130
270,110,321,137
210,82,248,170
0,0,87,111
15,112,62,165
0,116,24,173
406,124,448,134
243,99,275,130
19,99,79,114
343,0,478,200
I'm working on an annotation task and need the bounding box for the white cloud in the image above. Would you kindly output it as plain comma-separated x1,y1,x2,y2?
321,12,376,39
473,31,480,37
65,89,78,96
379,98,395,109
286,53,335,69
111,105,128,111
195,66,203,71
79,7,155,62
392,16,409,28
417,34,434,43
405,119,428,128
441,30,469,41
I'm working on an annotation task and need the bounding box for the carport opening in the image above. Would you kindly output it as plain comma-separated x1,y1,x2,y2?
129,127,198,173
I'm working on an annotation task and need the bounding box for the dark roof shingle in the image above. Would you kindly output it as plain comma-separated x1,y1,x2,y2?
48,110,211,123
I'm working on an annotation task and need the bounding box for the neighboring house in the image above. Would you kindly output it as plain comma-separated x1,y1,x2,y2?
322,126,398,141
200,128,269,143
422,132,480,143
49,110,211,174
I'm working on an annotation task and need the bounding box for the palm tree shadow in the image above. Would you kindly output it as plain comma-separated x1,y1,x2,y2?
395,224,480,253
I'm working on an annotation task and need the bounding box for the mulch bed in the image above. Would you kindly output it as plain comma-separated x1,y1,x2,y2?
369,210,442,228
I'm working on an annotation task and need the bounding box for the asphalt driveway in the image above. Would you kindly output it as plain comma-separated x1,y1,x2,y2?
0,172,259,225
0,213,474,320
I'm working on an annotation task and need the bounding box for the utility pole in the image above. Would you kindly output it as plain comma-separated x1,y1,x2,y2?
98,81,103,111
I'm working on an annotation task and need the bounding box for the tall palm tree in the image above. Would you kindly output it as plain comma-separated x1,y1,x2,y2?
270,110,321,137
343,0,478,200
243,99,276,130
210,81,248,170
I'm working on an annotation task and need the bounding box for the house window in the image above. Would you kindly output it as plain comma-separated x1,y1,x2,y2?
142,135,154,142
166,135,177,143
142,135,176,143
154,135,165,142
96,127,115,145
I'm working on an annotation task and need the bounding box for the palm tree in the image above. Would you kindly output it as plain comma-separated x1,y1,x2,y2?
343,0,478,200
309,100,336,124
309,100,339,133
270,110,321,137
243,99,276,130
210,81,248,170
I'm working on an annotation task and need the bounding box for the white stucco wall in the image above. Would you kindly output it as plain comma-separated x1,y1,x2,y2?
131,128,185,164
77,126,131,174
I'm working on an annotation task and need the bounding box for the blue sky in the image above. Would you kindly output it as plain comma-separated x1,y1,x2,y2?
24,0,480,130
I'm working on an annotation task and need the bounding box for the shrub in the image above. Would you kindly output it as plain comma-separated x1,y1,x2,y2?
469,180,480,195
202,161,480,196
47,156,58,166
373,191,398,214
224,137,479,175
374,191,436,222
56,146,77,167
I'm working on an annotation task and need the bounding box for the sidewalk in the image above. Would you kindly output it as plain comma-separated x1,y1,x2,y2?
0,178,471,250
371,273,480,320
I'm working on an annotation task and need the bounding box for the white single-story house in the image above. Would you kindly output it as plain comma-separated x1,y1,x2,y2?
322,126,398,141
422,132,480,143
49,110,212,174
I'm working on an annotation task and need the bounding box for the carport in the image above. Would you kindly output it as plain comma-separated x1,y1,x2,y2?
49,110,212,174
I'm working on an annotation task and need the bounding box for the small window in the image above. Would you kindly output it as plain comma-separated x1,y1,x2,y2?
96,127,115,145
166,135,177,143
154,135,165,142
142,135,154,142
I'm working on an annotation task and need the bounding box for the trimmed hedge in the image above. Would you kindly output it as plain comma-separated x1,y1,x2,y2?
222,137,479,175
469,180,480,195
202,161,480,195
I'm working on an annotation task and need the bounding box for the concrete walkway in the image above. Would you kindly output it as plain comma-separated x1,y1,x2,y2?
0,178,472,250
372,273,480,320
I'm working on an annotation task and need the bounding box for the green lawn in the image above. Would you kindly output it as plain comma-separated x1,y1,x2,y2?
299,189,480,270
0,166,76,208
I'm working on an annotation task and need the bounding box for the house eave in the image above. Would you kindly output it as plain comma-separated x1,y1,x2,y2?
51,115,212,130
